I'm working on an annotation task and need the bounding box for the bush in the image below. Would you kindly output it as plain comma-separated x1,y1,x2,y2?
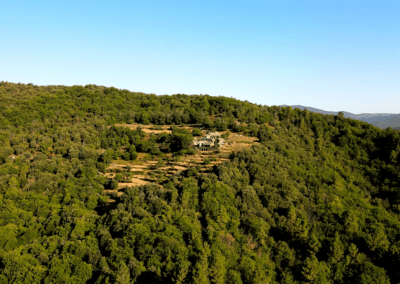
115,173,123,182
192,128,202,136
185,148,196,155
150,146,160,155
187,167,198,177
110,179,118,190
130,151,138,160
156,159,165,168
222,131,231,138
123,152,130,161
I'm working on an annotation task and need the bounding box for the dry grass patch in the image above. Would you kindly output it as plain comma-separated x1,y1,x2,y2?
114,123,203,134
102,126,259,202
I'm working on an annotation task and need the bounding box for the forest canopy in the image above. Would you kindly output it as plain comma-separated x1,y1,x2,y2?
0,82,400,283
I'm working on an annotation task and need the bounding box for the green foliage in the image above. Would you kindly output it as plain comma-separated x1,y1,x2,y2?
191,128,202,136
1,82,400,283
221,131,230,138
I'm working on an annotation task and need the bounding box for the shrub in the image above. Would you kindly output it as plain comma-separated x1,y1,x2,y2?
130,151,138,160
123,152,130,161
192,128,202,136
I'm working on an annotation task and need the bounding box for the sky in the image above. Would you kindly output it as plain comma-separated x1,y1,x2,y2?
1,1,399,114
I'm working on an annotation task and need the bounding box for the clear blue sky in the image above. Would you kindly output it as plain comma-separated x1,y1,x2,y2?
1,1,399,114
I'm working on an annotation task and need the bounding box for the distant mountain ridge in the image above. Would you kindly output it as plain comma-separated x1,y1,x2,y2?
280,105,400,129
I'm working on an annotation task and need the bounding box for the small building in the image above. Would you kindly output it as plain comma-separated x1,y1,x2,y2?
206,132,221,139
192,132,224,151
200,141,213,147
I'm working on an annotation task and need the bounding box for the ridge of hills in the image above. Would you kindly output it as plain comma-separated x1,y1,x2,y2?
280,104,400,129
1,82,400,283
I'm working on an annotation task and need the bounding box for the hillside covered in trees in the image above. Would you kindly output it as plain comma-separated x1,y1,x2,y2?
1,82,400,283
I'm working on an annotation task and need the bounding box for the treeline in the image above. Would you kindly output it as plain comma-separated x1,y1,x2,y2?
0,82,273,128
0,82,400,283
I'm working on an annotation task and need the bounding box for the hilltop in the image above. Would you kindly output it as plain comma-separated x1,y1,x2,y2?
280,104,400,129
1,82,400,283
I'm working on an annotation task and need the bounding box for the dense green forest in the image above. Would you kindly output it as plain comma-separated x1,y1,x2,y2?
1,82,400,283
